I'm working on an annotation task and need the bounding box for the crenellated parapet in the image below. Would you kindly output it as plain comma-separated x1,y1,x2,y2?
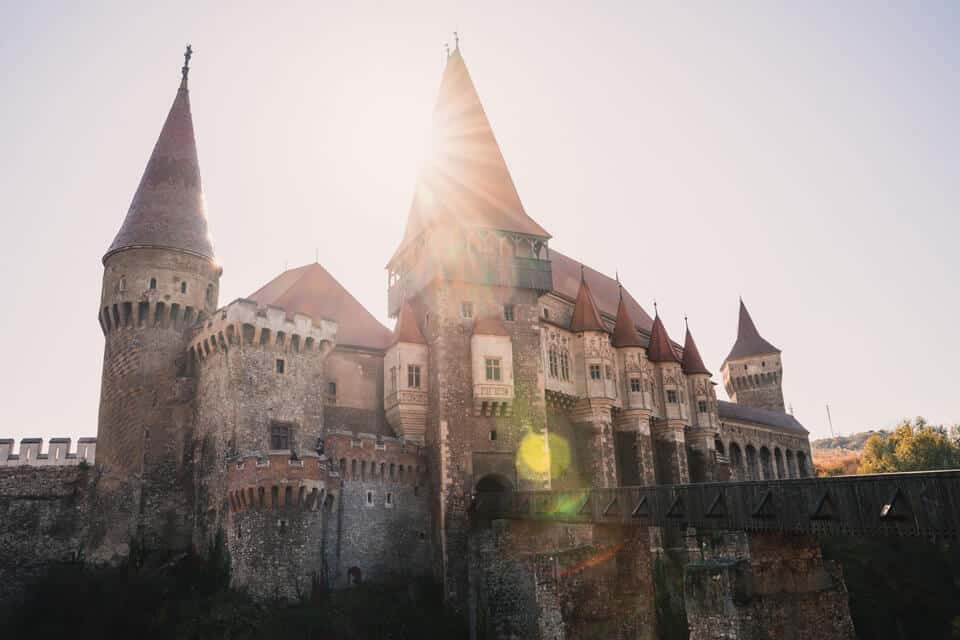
226,452,334,513
324,430,427,486
189,298,337,364
0,437,96,466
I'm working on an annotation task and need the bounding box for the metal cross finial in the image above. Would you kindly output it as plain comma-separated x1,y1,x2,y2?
653,300,658,316
580,264,586,283
454,31,460,50
181,44,193,87
684,314,689,331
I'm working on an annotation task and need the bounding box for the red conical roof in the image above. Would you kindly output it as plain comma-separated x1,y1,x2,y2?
647,314,680,363
389,48,549,265
612,293,644,348
681,326,711,376
570,274,607,333
105,64,214,263
473,314,509,336
391,301,427,345
724,299,780,363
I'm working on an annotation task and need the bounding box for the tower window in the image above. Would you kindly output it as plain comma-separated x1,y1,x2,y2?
407,365,421,388
206,284,215,305
605,365,613,380
270,424,290,450
489,429,497,441
560,350,571,381
548,347,558,378
698,400,708,413
149,277,157,290
366,491,374,506
589,364,602,380
118,277,126,292
503,304,515,321
485,358,502,381
667,390,678,404
461,302,473,319
328,381,337,396
542,308,550,320
180,281,187,294
630,378,642,393
385,492,393,507
389,367,397,392
276,358,285,374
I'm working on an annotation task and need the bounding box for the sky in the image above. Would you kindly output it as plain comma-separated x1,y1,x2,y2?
1,1,958,450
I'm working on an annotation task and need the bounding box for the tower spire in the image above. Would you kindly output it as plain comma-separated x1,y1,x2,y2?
570,272,606,333
724,299,780,364
681,320,711,376
647,310,680,363
105,47,215,263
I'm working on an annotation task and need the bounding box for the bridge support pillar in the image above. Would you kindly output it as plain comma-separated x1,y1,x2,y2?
684,426,719,483
684,531,855,640
652,419,689,485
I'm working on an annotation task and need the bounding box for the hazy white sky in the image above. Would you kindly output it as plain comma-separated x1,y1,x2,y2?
2,1,957,448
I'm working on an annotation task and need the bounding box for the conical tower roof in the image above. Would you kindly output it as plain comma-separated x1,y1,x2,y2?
389,47,549,265
104,50,214,263
681,324,711,376
570,271,607,333
391,301,427,345
612,290,644,348
724,299,780,363
647,313,680,363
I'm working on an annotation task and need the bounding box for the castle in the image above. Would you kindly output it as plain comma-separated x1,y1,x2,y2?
1,45,815,613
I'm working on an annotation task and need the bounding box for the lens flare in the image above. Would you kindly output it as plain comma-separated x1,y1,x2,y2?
517,432,571,481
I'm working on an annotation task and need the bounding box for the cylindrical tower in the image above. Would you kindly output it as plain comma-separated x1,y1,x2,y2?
94,50,220,556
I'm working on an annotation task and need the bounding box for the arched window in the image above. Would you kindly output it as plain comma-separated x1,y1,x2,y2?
729,443,744,479
759,446,772,479
797,451,810,478
774,448,785,478
560,349,571,381
785,450,796,478
149,277,157,290
180,281,187,294
548,346,558,378
714,439,725,456
745,445,758,480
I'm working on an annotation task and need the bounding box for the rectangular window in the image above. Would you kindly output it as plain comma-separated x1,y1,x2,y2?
630,378,642,393
698,400,708,413
389,367,397,392
589,364,602,380
666,389,678,404
560,351,570,381
275,359,285,374
503,304,515,321
485,358,502,381
328,381,337,396
548,349,558,378
408,364,421,388
489,429,498,441
270,424,290,450
461,301,473,319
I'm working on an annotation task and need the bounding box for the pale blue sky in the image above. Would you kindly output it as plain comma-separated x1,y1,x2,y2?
1,1,957,448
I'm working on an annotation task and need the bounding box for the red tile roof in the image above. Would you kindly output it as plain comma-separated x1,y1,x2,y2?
105,74,215,262
681,327,711,376
570,274,607,333
391,301,426,345
473,315,509,336
724,299,780,363
389,49,549,265
248,263,391,350
647,314,681,363
611,294,644,348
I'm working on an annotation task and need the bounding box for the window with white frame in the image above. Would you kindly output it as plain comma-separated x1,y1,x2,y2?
666,389,678,404
461,302,473,319
589,364,602,380
630,377,642,393
407,364,421,388
485,358,502,381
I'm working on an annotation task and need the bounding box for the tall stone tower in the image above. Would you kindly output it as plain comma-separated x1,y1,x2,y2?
95,49,220,555
385,46,552,606
720,299,785,412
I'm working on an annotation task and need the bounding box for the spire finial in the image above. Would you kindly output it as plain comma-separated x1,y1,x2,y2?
616,271,623,300
180,44,193,89
653,299,658,316
454,31,460,50
580,263,586,284
445,42,450,58
684,314,689,331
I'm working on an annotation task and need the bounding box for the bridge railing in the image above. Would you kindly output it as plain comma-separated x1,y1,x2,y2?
473,470,960,540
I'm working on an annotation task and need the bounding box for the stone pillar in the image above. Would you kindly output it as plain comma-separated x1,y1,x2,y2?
614,410,656,486
685,426,718,483
684,532,856,640
570,399,617,488
652,419,689,485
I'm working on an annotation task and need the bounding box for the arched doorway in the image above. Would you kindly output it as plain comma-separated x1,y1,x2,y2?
475,474,513,493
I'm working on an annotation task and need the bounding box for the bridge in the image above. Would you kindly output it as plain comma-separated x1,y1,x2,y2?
475,470,960,540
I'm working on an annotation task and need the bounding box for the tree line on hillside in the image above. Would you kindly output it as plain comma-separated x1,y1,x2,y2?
813,417,960,477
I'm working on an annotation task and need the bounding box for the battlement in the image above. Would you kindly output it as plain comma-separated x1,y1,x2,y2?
190,298,337,364
324,431,427,485
0,437,96,467
99,299,207,336
226,452,333,513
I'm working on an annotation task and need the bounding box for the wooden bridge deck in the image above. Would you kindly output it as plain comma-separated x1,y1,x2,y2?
474,470,960,540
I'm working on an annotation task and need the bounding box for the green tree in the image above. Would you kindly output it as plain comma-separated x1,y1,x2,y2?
859,417,960,474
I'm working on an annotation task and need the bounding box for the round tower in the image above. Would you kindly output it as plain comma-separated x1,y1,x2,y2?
720,299,785,413
95,49,220,555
